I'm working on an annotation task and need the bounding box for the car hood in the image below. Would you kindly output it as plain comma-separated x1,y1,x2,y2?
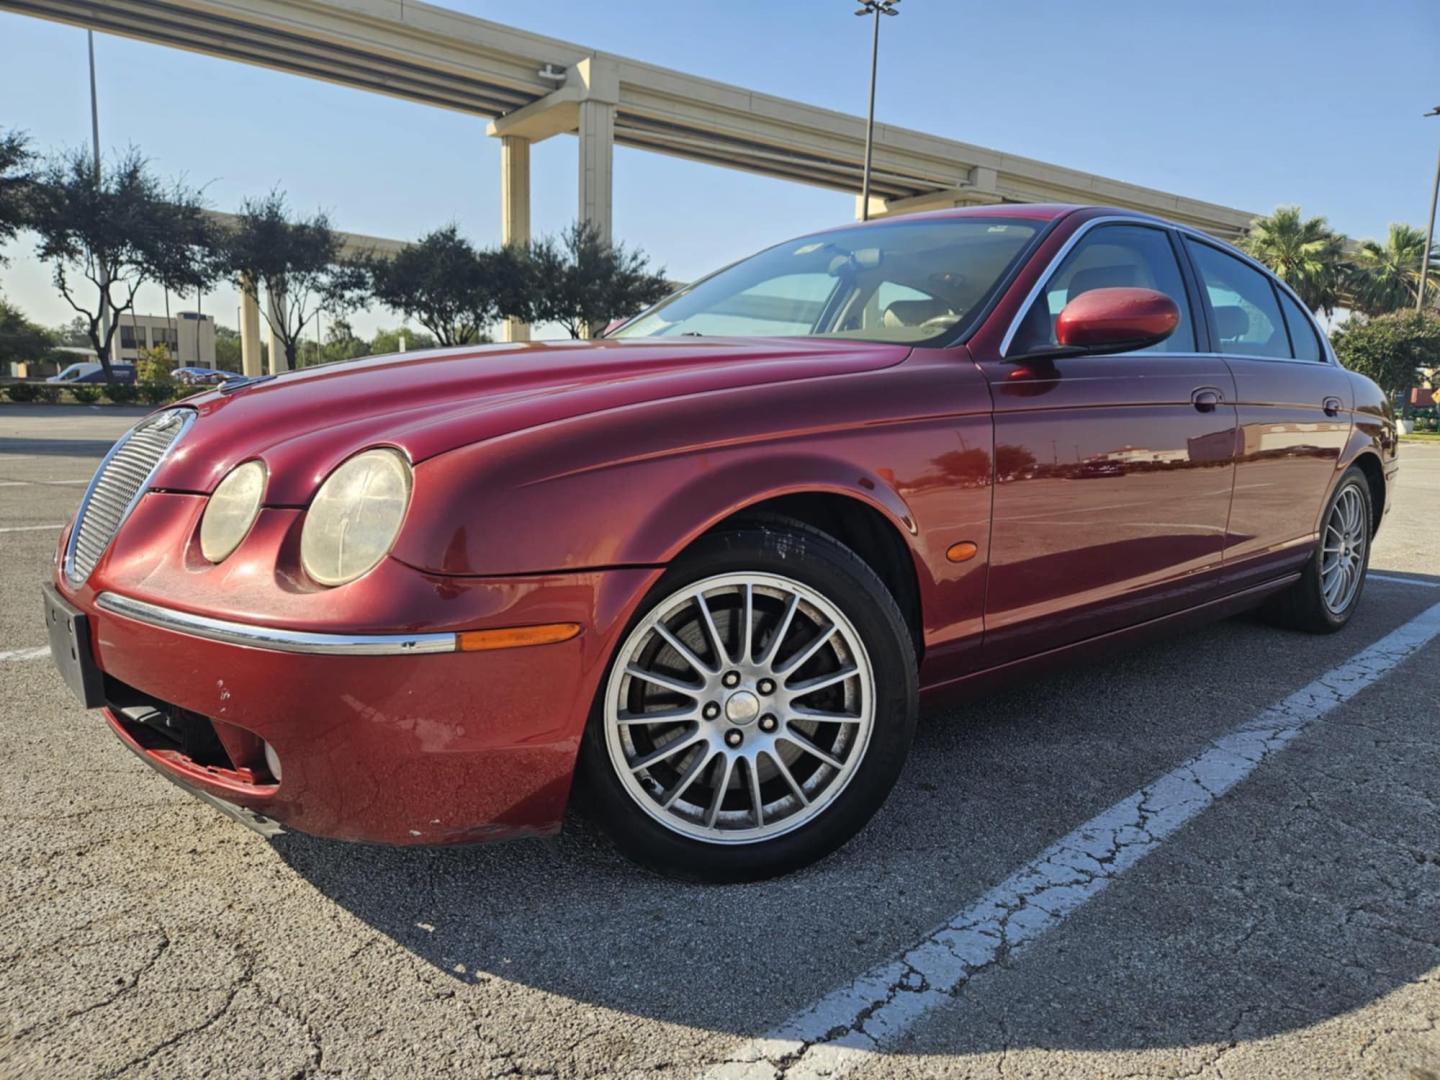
153,337,912,503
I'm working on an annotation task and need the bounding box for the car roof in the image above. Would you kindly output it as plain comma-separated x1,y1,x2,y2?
840,202,1188,229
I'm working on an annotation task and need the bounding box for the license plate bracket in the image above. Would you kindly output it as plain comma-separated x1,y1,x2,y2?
42,584,105,708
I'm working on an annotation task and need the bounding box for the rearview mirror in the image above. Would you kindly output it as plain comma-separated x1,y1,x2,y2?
1055,287,1179,354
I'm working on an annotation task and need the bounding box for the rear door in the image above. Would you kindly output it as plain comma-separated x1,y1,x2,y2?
977,221,1239,665
1181,239,1352,583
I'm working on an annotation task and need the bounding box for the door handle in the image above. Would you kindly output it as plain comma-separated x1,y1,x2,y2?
1191,387,1223,413
1323,396,1343,417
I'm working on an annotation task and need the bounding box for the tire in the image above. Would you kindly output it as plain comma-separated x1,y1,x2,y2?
1262,466,1373,633
578,522,918,882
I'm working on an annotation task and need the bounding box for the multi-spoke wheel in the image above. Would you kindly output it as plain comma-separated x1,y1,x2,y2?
580,523,917,881
1263,466,1373,634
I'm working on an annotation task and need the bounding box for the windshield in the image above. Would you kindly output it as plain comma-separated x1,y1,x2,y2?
613,217,1041,345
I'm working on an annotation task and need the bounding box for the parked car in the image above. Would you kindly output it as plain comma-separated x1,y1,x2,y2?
43,204,1397,881
170,366,230,386
47,362,137,384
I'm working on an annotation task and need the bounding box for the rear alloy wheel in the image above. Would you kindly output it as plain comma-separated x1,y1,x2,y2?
581,526,916,881
1263,466,1373,633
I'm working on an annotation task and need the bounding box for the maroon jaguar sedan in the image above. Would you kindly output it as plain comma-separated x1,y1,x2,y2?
43,204,1397,880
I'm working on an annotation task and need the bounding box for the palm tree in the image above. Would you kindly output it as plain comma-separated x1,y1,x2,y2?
1348,223,1439,315
1240,207,1347,315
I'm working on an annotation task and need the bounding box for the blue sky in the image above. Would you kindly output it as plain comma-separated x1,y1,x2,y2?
1,0,1436,337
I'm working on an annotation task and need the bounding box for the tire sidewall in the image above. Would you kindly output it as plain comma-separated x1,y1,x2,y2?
578,525,918,882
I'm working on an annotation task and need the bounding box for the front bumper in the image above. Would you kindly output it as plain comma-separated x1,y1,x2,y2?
51,496,658,844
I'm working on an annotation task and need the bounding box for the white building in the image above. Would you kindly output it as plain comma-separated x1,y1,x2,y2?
114,312,216,367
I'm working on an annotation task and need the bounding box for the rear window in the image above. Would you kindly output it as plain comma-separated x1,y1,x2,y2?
1185,240,1290,359
1277,289,1324,362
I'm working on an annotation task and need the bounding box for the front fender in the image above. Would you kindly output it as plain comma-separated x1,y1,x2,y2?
390,351,996,670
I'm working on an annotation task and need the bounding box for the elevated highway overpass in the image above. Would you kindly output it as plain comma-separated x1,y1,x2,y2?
2,0,1259,360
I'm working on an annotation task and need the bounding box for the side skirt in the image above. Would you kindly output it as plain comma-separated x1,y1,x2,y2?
918,573,1300,709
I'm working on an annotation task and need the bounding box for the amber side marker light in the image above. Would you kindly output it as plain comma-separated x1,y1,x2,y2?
457,623,582,652
946,541,979,563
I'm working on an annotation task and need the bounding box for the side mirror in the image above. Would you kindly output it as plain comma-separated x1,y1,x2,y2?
1055,287,1179,354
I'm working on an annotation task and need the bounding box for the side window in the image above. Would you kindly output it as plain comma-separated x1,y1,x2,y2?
1185,241,1290,359
1011,225,1196,355
1277,289,1324,362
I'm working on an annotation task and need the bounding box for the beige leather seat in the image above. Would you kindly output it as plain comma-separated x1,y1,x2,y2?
881,298,955,328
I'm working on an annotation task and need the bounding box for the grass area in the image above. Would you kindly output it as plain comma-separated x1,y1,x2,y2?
1401,432,1440,442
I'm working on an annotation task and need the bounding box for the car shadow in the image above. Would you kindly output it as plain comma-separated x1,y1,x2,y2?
268,580,1440,1056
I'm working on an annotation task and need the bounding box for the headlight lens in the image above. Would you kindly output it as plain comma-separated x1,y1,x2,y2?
300,448,412,586
199,460,266,563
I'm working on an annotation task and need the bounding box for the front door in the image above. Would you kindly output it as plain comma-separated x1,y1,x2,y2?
978,222,1239,665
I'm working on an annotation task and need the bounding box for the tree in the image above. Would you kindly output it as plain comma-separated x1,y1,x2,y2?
218,192,366,370
1349,224,1439,316
1331,309,1440,397
52,316,90,347
214,324,241,372
213,324,266,373
298,316,369,366
135,343,173,383
366,225,516,345
0,297,53,366
524,221,670,338
369,326,437,355
27,147,218,379
0,128,34,264
1241,207,1347,315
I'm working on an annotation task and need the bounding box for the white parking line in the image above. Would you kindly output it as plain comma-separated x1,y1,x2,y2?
0,646,49,662
1367,571,1440,588
0,524,64,533
0,479,87,487
708,600,1440,1079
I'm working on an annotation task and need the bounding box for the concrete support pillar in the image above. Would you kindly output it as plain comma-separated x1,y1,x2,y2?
573,57,619,251
855,193,888,220
238,274,263,377
500,134,532,344
577,98,614,246
266,284,289,374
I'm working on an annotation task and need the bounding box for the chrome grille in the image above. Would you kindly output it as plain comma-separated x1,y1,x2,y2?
64,409,196,586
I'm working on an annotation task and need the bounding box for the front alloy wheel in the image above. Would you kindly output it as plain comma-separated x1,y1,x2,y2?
581,525,917,881
605,572,874,843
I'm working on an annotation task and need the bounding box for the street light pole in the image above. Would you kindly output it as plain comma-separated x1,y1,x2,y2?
1418,106,1440,311
87,31,111,360
856,0,899,222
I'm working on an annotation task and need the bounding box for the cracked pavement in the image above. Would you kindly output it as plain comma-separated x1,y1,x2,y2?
2,410,1437,1079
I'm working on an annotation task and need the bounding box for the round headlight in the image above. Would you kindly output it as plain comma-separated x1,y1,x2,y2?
300,448,412,586
200,460,266,563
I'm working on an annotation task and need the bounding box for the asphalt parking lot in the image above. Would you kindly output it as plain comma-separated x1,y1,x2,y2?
2,405,1437,1079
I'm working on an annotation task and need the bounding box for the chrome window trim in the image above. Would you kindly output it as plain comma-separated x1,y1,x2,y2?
96,591,457,656
64,408,197,587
